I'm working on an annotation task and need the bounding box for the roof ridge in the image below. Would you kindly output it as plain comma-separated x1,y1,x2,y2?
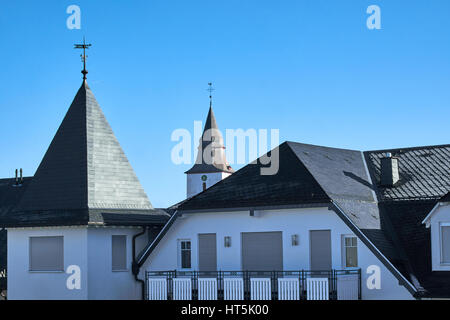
365,144,450,154
286,141,361,152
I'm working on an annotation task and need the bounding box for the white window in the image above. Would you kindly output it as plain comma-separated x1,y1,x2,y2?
112,235,127,271
29,236,64,272
441,225,450,264
179,240,191,269
343,236,358,268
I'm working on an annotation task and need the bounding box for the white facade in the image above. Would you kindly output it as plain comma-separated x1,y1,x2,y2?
141,207,414,300
187,172,231,198
423,202,450,271
7,226,148,300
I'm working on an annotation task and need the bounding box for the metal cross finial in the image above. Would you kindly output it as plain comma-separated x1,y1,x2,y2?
74,37,92,80
207,82,214,107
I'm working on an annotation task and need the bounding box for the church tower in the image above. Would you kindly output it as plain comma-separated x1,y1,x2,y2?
185,84,233,198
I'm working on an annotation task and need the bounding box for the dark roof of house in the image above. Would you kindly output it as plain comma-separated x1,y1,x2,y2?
364,145,450,201
0,177,33,289
180,142,330,210
1,80,168,228
175,141,450,298
364,144,450,298
0,176,33,240
287,142,380,230
0,177,32,221
379,200,450,298
185,106,233,174
440,192,450,202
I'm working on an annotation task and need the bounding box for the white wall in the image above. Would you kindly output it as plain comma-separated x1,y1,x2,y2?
7,226,149,300
187,172,231,198
142,207,413,300
7,227,89,300
87,227,147,300
427,203,450,271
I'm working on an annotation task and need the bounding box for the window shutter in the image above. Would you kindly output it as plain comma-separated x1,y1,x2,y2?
442,226,450,263
29,236,64,271
112,235,127,271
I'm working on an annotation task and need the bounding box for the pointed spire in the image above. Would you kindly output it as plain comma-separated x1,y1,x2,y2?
17,81,153,212
185,84,233,174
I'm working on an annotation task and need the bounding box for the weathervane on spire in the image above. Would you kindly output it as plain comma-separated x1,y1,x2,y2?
74,37,92,80
207,82,214,107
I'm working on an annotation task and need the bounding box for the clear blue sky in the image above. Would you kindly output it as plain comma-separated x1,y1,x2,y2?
0,1,449,207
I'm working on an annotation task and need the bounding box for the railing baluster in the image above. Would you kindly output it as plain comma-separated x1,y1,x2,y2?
145,269,361,301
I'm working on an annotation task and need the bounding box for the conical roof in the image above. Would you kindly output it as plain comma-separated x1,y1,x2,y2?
17,81,153,212
185,106,233,174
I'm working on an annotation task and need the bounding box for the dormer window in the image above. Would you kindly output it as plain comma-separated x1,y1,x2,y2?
441,223,450,265
422,195,450,271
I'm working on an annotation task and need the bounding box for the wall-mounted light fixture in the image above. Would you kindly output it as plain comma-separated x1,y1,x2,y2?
224,236,232,247
291,234,299,246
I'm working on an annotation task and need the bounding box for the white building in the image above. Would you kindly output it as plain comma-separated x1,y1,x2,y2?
1,72,449,300
136,142,450,300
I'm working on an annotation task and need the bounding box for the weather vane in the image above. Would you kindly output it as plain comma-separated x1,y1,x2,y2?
74,37,92,80
207,82,214,107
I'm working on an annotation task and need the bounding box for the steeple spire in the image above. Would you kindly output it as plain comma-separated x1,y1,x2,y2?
185,83,234,198
74,37,92,80
185,83,233,175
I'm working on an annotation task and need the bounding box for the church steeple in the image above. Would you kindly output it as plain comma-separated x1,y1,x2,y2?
185,84,233,198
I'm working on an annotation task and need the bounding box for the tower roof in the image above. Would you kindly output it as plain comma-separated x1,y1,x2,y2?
12,80,162,226
185,106,234,174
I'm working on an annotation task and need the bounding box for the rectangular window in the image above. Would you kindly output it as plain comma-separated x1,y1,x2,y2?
441,226,450,264
112,235,127,271
180,240,191,269
343,236,358,268
29,236,64,272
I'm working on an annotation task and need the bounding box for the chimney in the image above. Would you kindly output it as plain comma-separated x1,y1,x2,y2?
380,152,399,187
15,169,18,185
20,168,23,184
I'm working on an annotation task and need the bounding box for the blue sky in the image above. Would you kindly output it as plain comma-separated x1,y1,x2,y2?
0,1,449,207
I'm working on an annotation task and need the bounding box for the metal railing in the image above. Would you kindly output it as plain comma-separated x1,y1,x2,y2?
145,269,361,300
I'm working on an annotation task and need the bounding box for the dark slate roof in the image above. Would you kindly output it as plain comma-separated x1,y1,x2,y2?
287,142,380,230
378,200,450,298
363,144,450,297
179,142,331,210
18,80,153,212
0,177,32,290
0,177,32,221
175,141,450,298
364,145,450,201
185,106,234,174
440,192,450,202
3,80,168,228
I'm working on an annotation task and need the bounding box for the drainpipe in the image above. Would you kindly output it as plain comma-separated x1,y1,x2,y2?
132,227,147,300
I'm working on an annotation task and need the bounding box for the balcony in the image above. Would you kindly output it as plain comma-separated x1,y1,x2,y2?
145,269,361,300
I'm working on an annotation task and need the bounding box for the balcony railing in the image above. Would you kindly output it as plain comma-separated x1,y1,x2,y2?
145,269,361,300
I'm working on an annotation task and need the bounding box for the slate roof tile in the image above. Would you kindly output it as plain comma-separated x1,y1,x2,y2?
2,81,168,228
